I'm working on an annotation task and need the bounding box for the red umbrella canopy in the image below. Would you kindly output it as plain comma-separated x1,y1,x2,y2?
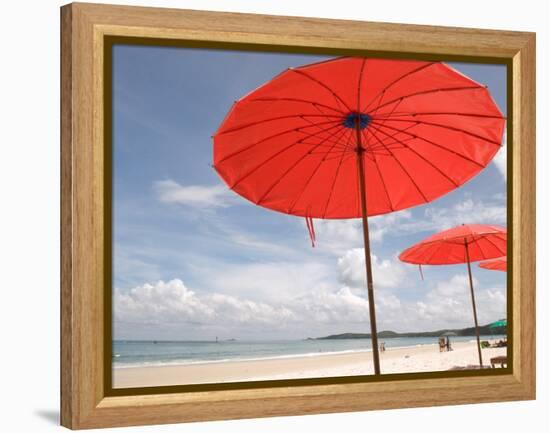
213,57,505,218
479,257,507,271
399,224,507,265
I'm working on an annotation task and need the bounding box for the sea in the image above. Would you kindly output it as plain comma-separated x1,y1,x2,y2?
113,335,506,368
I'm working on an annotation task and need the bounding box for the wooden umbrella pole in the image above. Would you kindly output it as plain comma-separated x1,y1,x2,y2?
355,120,381,375
464,240,483,367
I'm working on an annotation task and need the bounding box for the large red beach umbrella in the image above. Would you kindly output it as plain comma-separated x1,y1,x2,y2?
479,257,507,272
213,57,505,375
399,224,507,366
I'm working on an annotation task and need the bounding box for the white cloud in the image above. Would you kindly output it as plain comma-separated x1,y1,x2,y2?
293,286,370,324
208,261,332,303
302,197,504,252
424,198,506,231
153,180,236,209
368,197,506,238
313,219,362,252
312,209,412,253
114,279,295,328
216,225,299,257
337,248,408,289
114,273,506,338
369,210,413,242
292,286,402,326
311,195,505,251
492,128,507,181
395,274,506,331
114,278,403,335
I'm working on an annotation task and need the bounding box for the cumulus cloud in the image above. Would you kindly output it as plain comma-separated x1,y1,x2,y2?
113,274,506,338
153,180,236,209
114,279,403,332
492,128,507,181
424,198,506,231
114,279,214,325
337,249,408,289
395,274,506,331
114,279,295,327
313,219,363,252
293,286,370,324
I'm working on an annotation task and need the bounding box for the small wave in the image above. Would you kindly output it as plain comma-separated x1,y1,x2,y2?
112,348,377,369
112,343,449,368
112,339,491,369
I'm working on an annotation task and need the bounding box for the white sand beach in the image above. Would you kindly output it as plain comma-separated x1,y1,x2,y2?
113,341,507,388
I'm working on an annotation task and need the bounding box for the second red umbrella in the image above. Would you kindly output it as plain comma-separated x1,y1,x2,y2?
213,57,505,375
479,257,507,272
399,224,507,367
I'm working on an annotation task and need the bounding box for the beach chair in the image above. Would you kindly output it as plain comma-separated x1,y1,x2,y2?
448,365,492,371
490,355,507,368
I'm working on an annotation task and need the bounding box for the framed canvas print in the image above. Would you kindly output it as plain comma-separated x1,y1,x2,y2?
60,2,536,429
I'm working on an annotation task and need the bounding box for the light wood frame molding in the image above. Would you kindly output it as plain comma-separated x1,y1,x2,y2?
60,2,535,429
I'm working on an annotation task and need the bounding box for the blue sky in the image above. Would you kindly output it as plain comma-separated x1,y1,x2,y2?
112,45,507,341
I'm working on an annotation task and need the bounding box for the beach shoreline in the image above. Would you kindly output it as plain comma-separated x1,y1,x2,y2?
113,341,507,389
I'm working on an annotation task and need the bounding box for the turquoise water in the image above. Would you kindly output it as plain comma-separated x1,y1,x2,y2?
113,335,505,368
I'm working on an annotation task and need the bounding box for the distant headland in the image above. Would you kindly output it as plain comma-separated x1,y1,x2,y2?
310,323,506,340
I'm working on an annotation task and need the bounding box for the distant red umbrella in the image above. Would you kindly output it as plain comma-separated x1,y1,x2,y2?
213,57,505,375
399,224,507,366
479,257,507,272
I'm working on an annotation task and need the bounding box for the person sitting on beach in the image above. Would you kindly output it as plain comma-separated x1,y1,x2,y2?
438,337,446,352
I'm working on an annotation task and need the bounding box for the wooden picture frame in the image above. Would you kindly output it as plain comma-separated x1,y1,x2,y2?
60,2,536,429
